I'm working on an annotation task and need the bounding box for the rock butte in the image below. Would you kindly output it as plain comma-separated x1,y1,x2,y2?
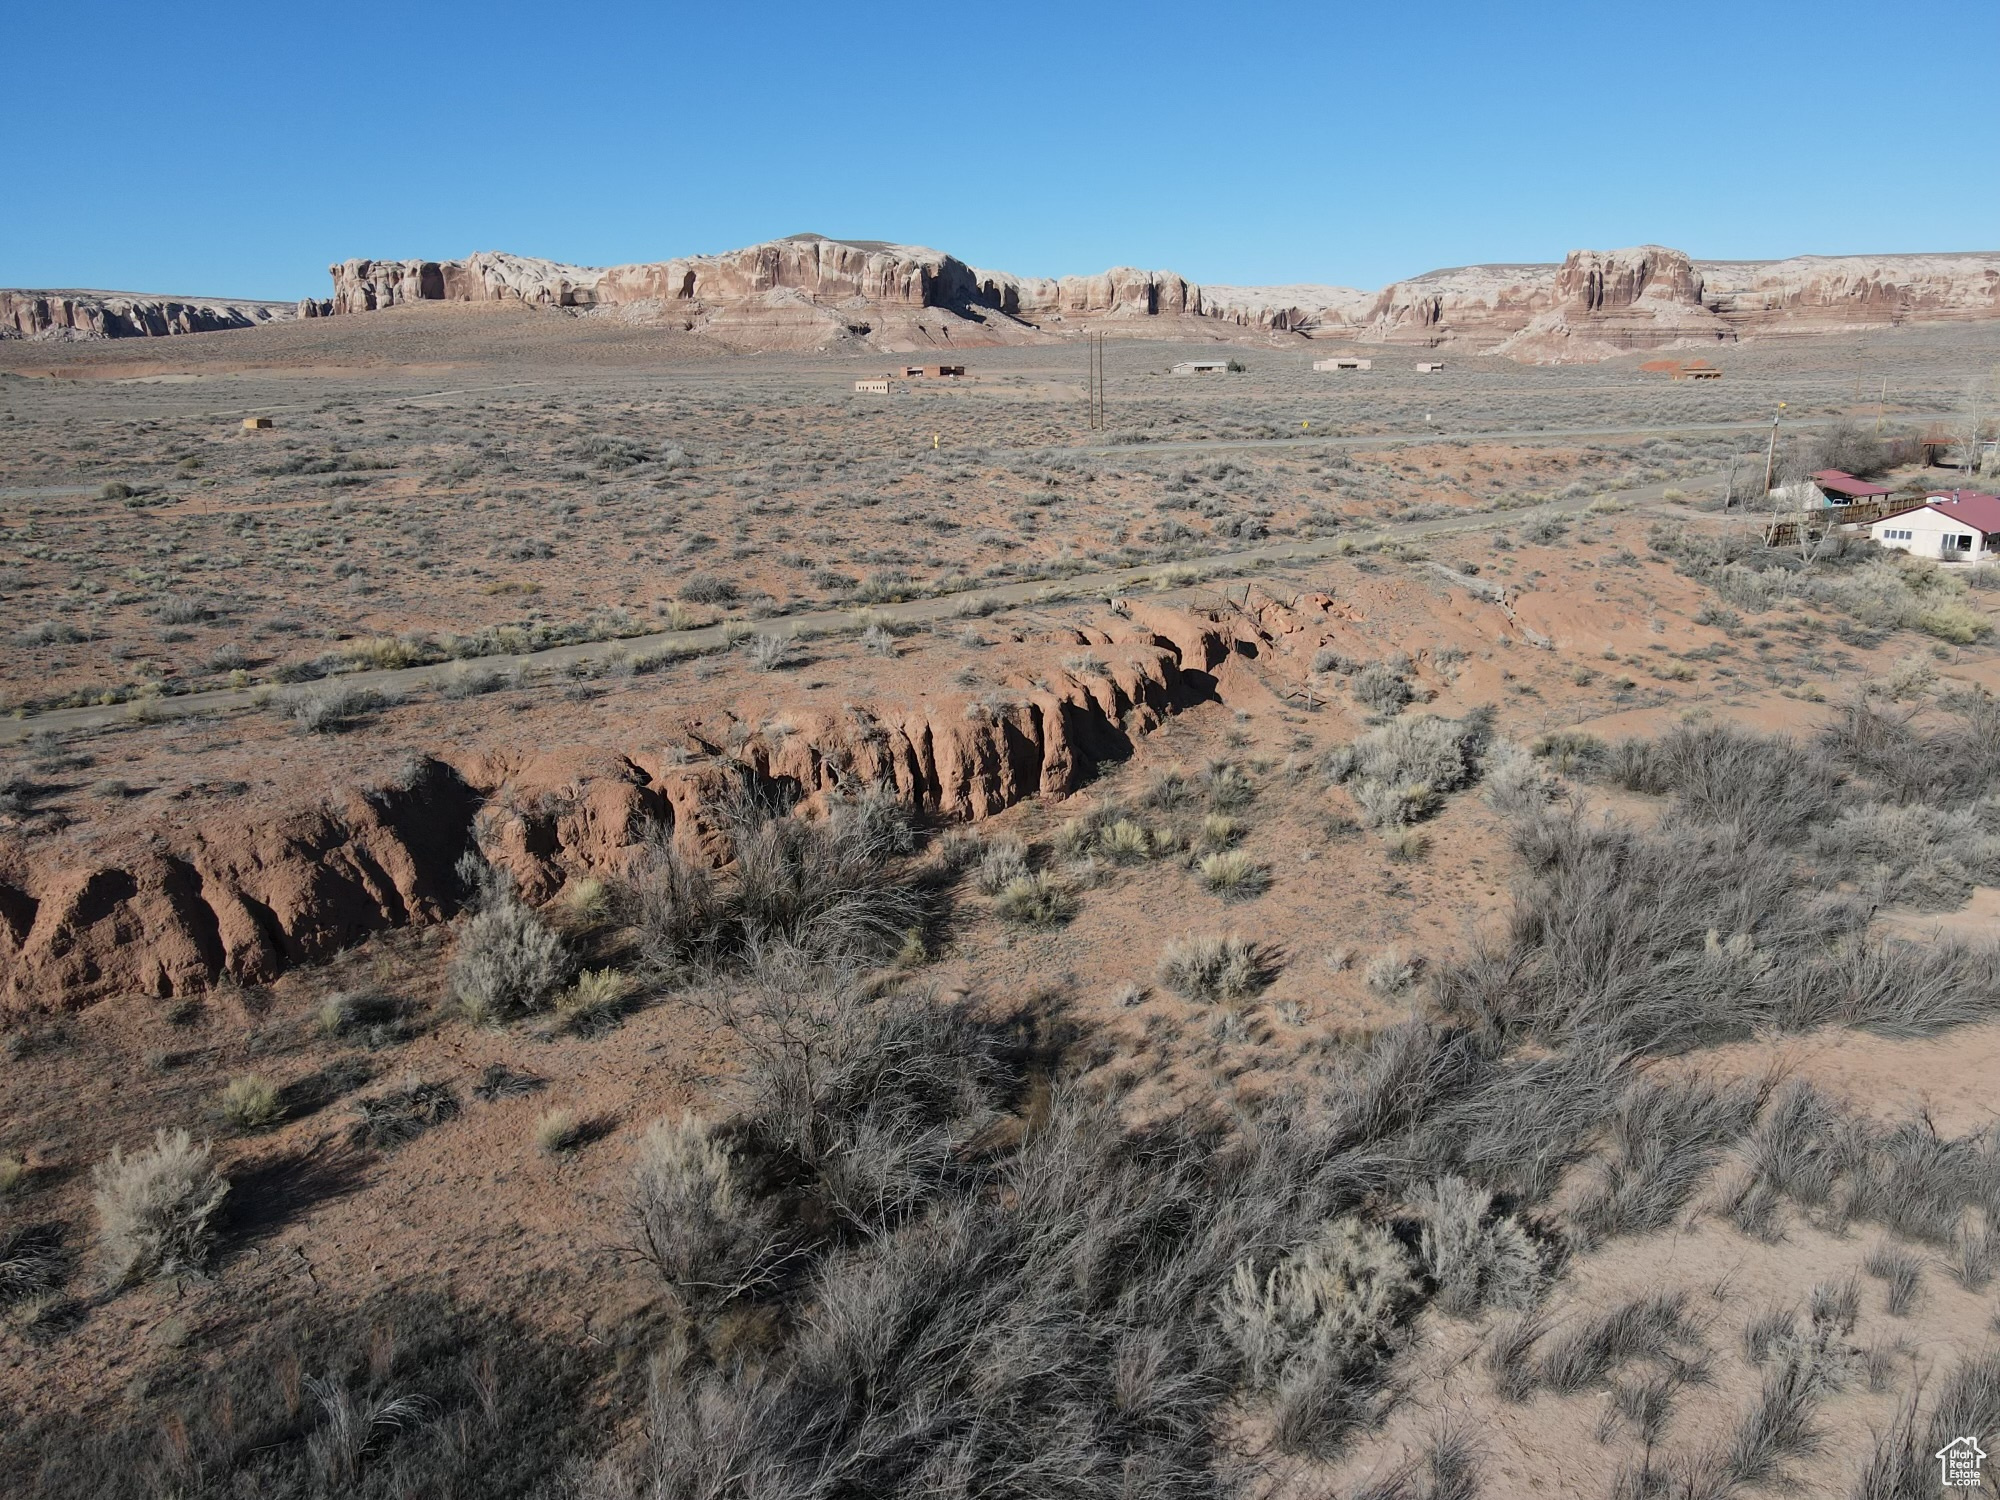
6,236,1997,363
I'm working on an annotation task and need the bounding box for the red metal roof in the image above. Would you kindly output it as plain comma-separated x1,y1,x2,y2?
1930,491,2000,535
1811,469,1891,498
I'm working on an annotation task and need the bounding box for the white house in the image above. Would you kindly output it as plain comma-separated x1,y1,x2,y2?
1171,359,1234,375
1867,490,2000,561
1313,356,1372,371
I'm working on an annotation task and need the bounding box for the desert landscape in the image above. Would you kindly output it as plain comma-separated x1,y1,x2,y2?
4,226,2000,1500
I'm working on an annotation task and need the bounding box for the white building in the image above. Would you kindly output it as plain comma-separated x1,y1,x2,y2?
1867,491,2000,561
1313,356,1371,371
1171,359,1234,375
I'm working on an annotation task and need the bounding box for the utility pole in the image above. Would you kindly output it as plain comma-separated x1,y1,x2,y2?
1086,333,1105,431
1760,403,1786,497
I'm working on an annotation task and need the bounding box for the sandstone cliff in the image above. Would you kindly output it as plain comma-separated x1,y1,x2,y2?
0,289,296,341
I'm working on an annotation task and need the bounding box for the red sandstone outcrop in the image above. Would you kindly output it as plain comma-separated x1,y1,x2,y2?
0,612,1228,1012
0,289,296,341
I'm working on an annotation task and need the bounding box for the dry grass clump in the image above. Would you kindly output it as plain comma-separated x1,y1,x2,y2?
349,1079,460,1150
216,1073,284,1133
1159,934,1270,1003
0,1154,24,1196
1097,817,1157,864
1197,849,1269,900
534,1109,584,1155
1568,1073,1764,1245
92,1128,229,1286
1201,760,1256,810
993,872,1078,927
1863,1242,1925,1316
555,967,637,1036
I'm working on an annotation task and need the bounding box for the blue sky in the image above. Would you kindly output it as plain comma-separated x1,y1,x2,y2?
6,0,1996,300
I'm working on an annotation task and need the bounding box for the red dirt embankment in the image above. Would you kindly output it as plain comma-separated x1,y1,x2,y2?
0,605,1236,1013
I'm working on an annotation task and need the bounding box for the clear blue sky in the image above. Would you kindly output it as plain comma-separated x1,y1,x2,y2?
5,0,1995,300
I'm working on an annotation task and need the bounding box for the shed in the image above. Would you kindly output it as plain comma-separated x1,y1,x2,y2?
854,379,892,394
921,364,964,377
1868,490,2000,561
1171,359,1234,375
1313,357,1372,371
241,416,273,430
1670,360,1721,381
1415,362,1446,373
1809,469,1891,505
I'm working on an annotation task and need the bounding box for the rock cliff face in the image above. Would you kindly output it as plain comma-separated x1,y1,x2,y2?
0,289,296,340
0,609,1229,1012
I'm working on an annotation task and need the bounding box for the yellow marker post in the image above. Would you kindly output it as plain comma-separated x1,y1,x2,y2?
933,433,939,450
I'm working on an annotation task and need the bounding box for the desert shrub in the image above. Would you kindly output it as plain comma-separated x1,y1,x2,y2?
972,837,1030,894
316,989,402,1042
631,1115,770,1304
1819,690,2000,806
1327,713,1486,828
92,1128,229,1285
993,872,1077,927
1412,1176,1540,1316
631,791,924,980
1855,1348,2000,1500
450,894,572,1024
1159,934,1269,1003
1196,813,1245,851
0,1155,24,1196
217,1073,284,1132
1357,946,1416,998
1483,739,1554,812
1948,1221,1995,1291
1217,1217,1417,1429
747,632,798,670
678,571,738,604
285,683,388,733
1351,663,1412,714
1098,818,1155,864
1198,850,1269,900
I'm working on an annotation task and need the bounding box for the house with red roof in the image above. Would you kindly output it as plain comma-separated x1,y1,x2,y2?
1867,490,2000,561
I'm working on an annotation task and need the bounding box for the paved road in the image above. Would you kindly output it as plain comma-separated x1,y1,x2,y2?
0,467,1736,747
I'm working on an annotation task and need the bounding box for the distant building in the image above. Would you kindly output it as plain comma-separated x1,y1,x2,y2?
1415,361,1446,373
241,416,273,430
922,364,964,377
1772,468,1894,509
854,379,892,394
1172,359,1235,375
1313,357,1372,371
1867,490,2000,561
1642,358,1722,380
